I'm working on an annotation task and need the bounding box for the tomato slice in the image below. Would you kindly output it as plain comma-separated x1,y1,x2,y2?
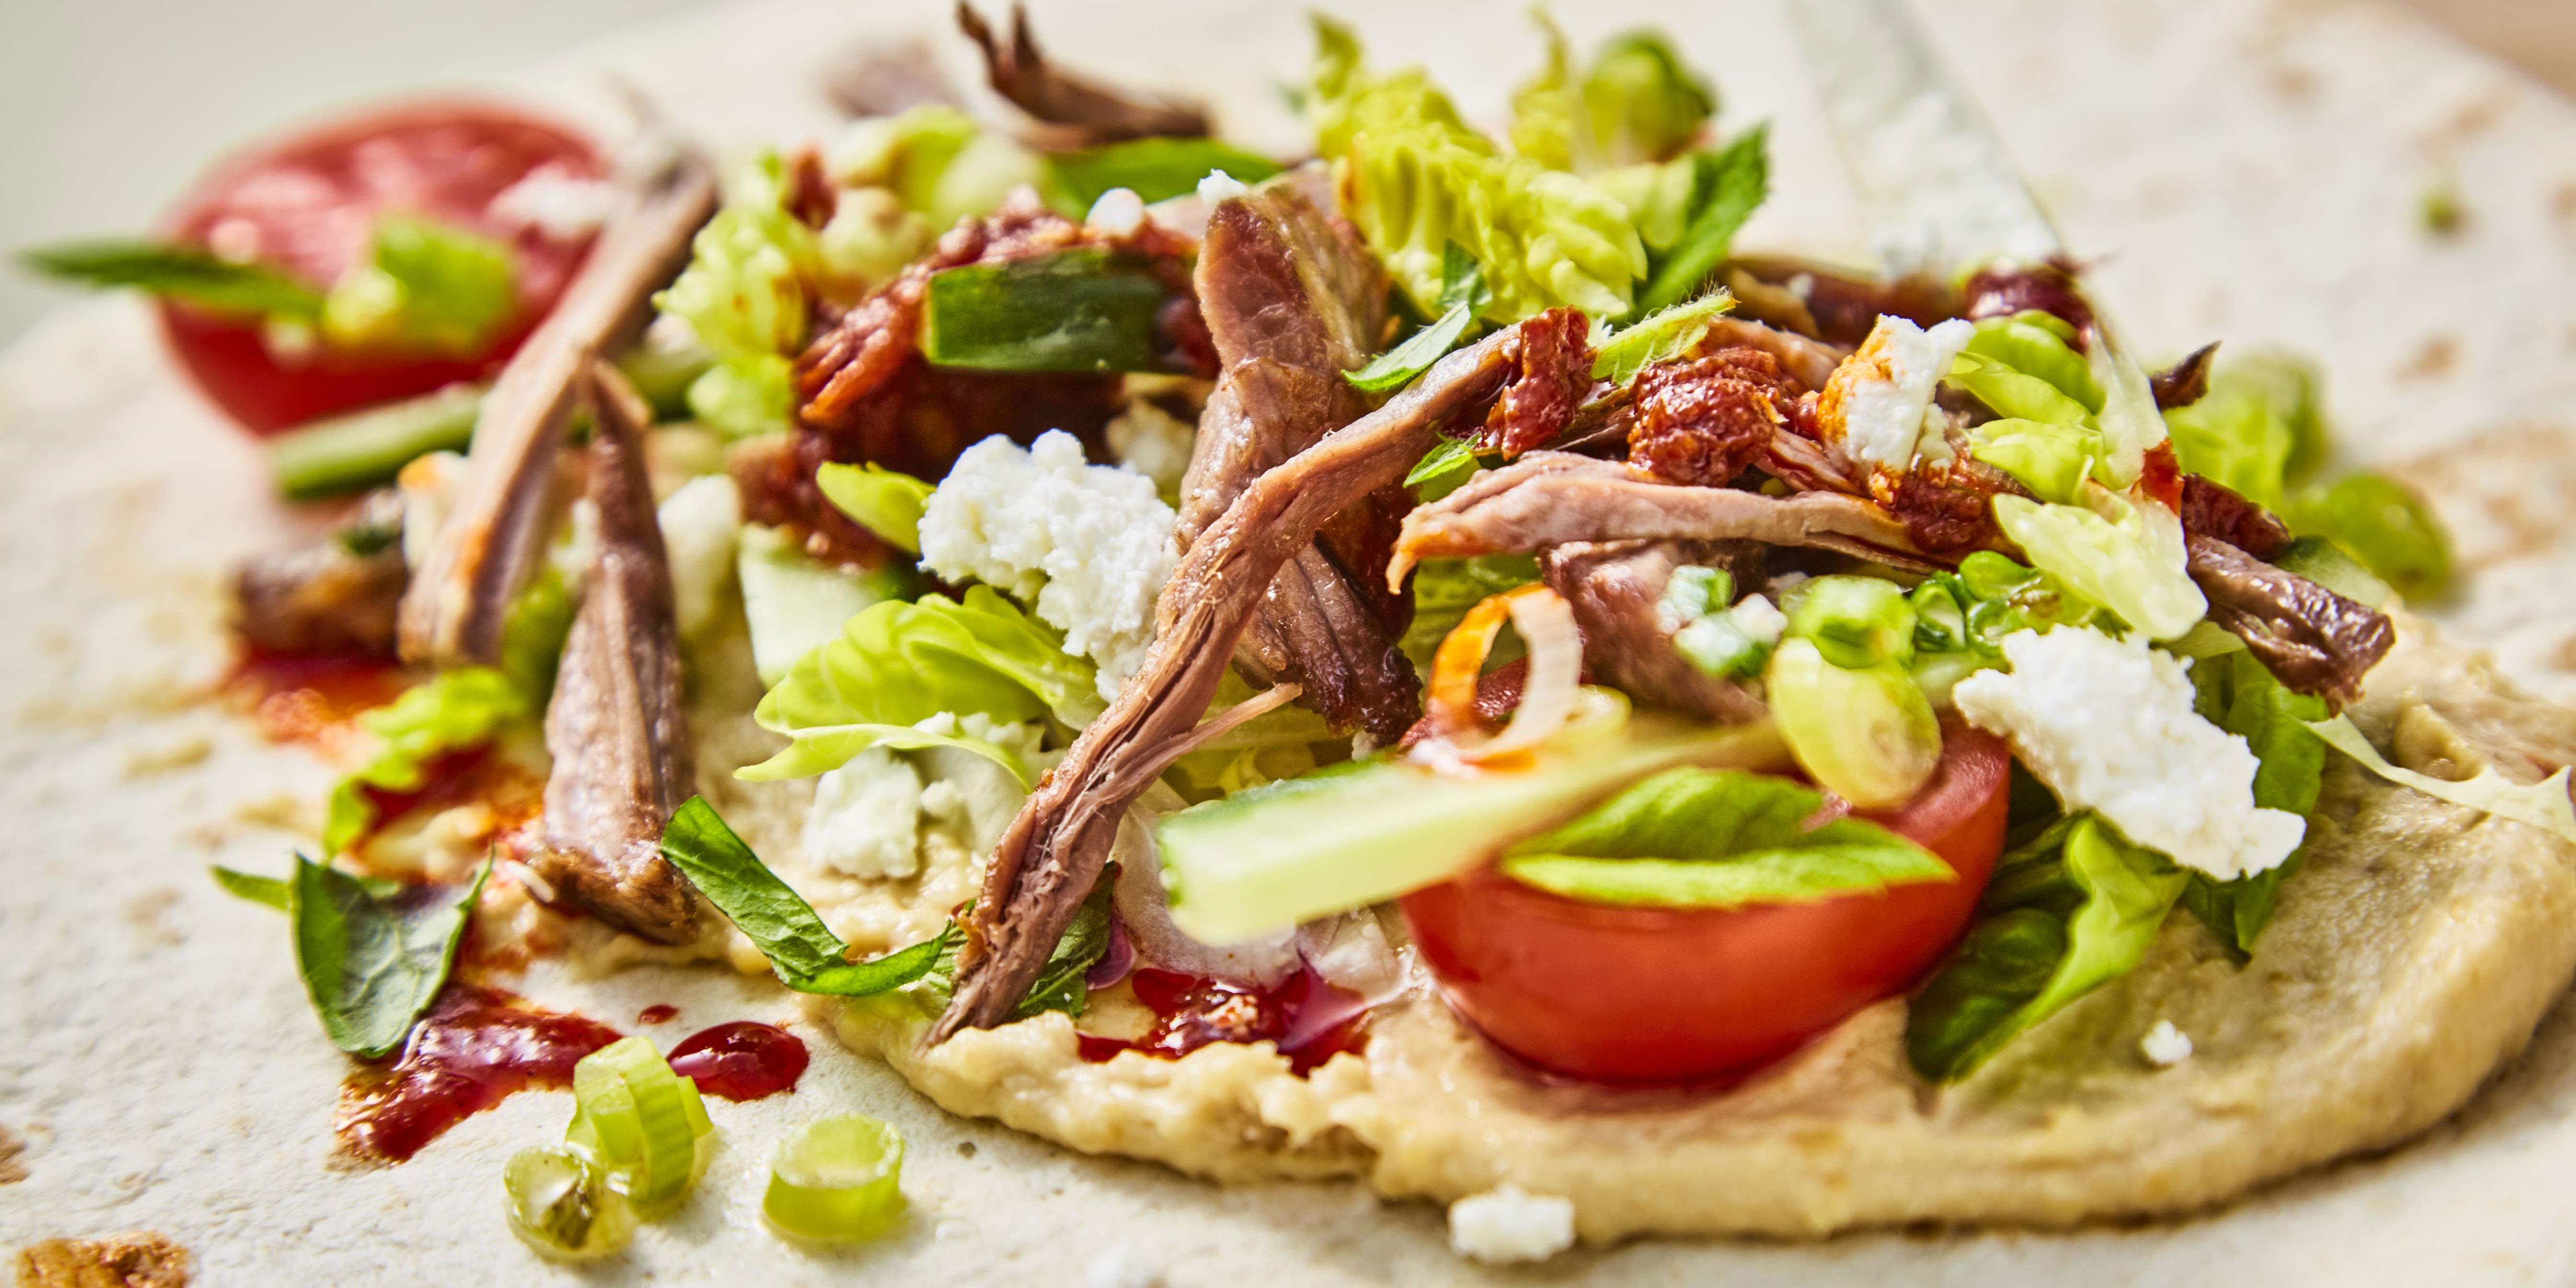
158,102,604,432
1399,717,2011,1083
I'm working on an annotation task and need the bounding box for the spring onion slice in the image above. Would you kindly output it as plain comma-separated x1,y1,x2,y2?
764,1116,907,1243
503,1144,636,1262
568,1037,707,1215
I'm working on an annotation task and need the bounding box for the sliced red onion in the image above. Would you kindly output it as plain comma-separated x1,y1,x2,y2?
1086,912,1135,989
1111,796,1300,986
1276,972,1373,1059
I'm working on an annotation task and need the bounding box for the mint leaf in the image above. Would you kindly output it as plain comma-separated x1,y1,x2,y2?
1046,138,1286,208
1905,815,2185,1081
22,240,325,319
1402,437,1481,502
292,856,488,1058
1590,290,1734,387
1498,768,1952,908
1634,125,1768,315
1343,303,1476,394
212,866,293,911
658,796,949,996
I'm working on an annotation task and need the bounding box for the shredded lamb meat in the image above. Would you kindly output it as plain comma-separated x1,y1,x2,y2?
2185,534,2393,709
956,2,1209,147
1542,539,1765,722
1960,258,2095,344
2178,473,2291,559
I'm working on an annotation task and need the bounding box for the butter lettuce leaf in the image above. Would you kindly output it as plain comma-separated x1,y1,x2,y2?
1509,17,1714,173
1907,815,2186,1081
815,462,935,554
2160,348,2321,509
2181,651,2327,952
319,215,519,357
741,587,1100,784
1991,487,2206,640
323,667,528,855
2286,472,2453,601
2309,714,2576,845
1500,768,1951,908
657,151,822,372
1398,553,1541,670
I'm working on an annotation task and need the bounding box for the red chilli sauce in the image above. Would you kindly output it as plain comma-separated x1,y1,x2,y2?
337,984,621,1163
668,1022,810,1102
225,646,406,746
1077,967,1369,1076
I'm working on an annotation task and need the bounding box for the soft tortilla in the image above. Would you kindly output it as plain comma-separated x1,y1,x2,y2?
9,0,2576,1281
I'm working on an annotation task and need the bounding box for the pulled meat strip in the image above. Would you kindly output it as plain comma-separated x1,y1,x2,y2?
1390,452,1931,585
234,491,407,657
935,323,1557,1040
399,148,717,668
1727,255,1953,347
1184,184,1418,740
2178,473,2291,559
957,2,1208,147
518,365,701,944
1625,348,1804,488
1961,259,2094,344
1542,539,1764,722
2186,534,2393,709
2152,342,2220,410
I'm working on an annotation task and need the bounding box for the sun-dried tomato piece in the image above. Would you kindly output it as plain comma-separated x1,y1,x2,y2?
1624,347,1803,487
1475,307,1592,458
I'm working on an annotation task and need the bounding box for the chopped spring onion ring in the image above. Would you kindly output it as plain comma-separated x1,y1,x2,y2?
1417,585,1583,766
764,1115,907,1243
567,1037,710,1216
503,1144,635,1262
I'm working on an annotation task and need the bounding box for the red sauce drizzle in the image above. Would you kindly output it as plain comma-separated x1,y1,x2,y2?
225,647,406,746
1077,967,1370,1076
337,984,622,1163
667,1022,810,1102
638,1004,680,1025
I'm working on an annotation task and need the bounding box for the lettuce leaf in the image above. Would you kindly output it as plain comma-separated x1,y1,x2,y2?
2159,349,2321,509
1397,553,1542,670
2309,714,2576,845
1509,16,1715,173
1499,768,1950,907
2286,472,2453,601
1991,486,2206,640
656,152,822,363
2180,651,2327,952
829,105,1045,230
318,215,520,357
1309,16,1648,322
323,667,529,854
1589,290,1735,387
1906,815,2186,1081
1944,316,2112,502
685,353,797,440
740,587,1101,784
815,462,935,554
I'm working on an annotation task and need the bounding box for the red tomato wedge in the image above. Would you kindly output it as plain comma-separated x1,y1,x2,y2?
159,102,604,432
1400,718,2011,1083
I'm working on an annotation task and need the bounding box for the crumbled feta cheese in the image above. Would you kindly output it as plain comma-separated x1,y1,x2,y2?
1085,187,1148,237
1725,593,1788,645
1448,1185,1577,1264
804,749,926,878
1819,315,1975,475
1951,627,2306,880
1105,396,1197,497
655,474,742,639
918,431,1180,699
1196,169,1252,203
2141,1019,2194,1067
490,164,615,242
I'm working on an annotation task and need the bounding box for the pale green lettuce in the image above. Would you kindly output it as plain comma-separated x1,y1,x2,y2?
1991,486,2206,640
323,668,528,854
1509,16,1714,173
318,215,520,356
2309,715,2576,845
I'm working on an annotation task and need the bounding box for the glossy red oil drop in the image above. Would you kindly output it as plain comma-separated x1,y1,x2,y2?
637,1003,679,1025
667,1021,809,1102
337,984,622,1163
1077,967,1369,1076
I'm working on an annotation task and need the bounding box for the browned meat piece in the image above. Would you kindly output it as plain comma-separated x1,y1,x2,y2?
1960,258,2095,345
1727,255,1954,347
1542,539,1765,722
233,491,407,657
934,323,1549,1041
1474,307,1594,458
2186,534,2394,709
2152,342,2220,410
1700,317,1845,388
1183,182,1417,740
1389,452,1932,585
956,3,1209,147
398,147,718,669
519,364,700,944
1625,347,1805,487
2178,473,2291,560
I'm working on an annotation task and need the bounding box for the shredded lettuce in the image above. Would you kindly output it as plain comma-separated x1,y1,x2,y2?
1944,316,2110,502
1309,16,1648,322
815,462,935,554
2309,715,2576,845
1509,17,1715,173
1500,767,1949,907
316,215,520,356
323,668,528,854
654,152,825,439
1991,485,2206,641
2178,651,2326,952
827,105,1048,229
740,587,1101,784
1906,815,2186,1081
1967,418,2097,504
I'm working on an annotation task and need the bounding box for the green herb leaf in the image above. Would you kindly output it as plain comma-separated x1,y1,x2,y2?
815,462,935,554
1632,126,1768,315
21,240,325,319
1499,768,1951,908
1589,290,1734,386
211,865,293,911
1397,553,1542,669
2284,472,2453,601
920,248,1177,374
1342,304,1476,394
1047,138,1286,208
1004,878,1115,1020
291,855,489,1058
657,797,953,995
1906,815,2186,1081
1402,437,1482,503
739,586,1100,784
324,668,530,855
319,215,520,356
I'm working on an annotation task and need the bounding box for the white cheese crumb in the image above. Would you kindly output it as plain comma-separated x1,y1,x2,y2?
1084,1249,1165,1288
1196,169,1252,203
2141,1019,2194,1067
1084,187,1148,238
1725,593,1788,645
655,474,742,639
1822,315,1975,475
918,430,1180,700
1448,1185,1577,1264
1951,627,2306,880
803,749,926,878
489,163,615,242
1105,396,1197,498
